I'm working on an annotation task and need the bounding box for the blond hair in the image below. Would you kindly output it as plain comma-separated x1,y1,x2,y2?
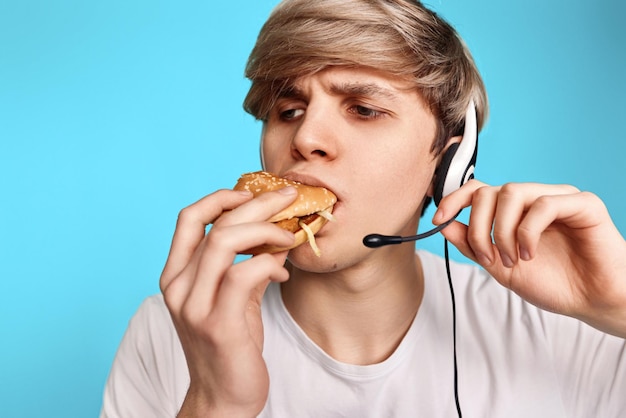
243,0,488,154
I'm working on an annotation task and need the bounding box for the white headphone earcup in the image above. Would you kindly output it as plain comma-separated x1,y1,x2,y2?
432,100,478,206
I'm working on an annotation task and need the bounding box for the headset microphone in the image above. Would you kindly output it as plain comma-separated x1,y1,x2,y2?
363,213,460,247
362,99,478,249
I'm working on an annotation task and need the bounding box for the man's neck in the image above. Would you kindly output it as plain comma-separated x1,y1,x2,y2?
280,249,424,365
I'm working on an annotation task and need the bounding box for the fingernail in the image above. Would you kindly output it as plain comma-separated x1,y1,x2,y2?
476,252,493,266
279,186,297,195
519,246,531,261
432,209,444,224
499,250,514,268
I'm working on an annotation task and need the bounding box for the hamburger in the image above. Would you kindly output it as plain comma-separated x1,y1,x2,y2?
233,171,337,256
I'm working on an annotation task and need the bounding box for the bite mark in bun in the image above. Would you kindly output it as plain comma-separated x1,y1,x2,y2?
234,171,337,256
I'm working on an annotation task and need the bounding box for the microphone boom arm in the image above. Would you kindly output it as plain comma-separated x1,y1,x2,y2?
362,212,460,248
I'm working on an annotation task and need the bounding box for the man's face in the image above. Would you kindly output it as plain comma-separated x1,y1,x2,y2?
262,67,439,272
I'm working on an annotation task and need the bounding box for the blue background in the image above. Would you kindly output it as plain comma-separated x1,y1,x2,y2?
1,0,624,416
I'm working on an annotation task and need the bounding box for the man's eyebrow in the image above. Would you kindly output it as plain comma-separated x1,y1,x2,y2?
277,82,401,101
329,82,400,101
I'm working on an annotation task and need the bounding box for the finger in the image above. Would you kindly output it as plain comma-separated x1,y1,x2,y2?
179,252,288,343
249,252,289,307
161,189,254,290
516,191,597,260
161,240,206,314
493,183,580,267
215,186,298,227
465,185,498,266
439,220,479,264
212,253,290,326
182,222,294,318
165,188,297,318
440,221,518,282
438,221,508,288
433,179,489,225
492,183,527,267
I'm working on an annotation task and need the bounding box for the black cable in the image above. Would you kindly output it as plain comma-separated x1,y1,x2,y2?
362,215,463,416
444,238,462,417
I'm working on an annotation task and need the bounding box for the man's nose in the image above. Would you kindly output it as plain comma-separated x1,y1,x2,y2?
290,104,338,162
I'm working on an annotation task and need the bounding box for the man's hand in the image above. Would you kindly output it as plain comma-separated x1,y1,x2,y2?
434,180,626,338
159,187,298,417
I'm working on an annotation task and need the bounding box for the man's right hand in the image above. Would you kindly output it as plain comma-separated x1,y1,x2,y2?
159,187,298,417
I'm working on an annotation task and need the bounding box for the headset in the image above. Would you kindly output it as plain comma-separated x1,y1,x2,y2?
433,99,478,207
362,99,478,248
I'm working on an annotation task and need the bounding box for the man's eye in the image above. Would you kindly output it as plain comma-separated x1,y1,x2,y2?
352,105,384,119
280,108,305,120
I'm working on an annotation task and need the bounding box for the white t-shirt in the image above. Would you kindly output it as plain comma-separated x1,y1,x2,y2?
101,250,626,417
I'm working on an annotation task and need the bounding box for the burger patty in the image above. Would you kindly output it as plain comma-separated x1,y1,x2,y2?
275,213,318,233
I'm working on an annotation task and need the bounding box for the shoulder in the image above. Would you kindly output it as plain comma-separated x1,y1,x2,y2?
101,295,188,418
110,293,183,370
127,294,186,375
132,294,171,327
122,294,176,348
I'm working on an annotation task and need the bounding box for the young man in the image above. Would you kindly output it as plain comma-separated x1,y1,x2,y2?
101,0,626,416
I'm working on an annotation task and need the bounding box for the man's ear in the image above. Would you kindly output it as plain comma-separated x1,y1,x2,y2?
426,135,462,198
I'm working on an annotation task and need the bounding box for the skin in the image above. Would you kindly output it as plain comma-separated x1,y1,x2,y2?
159,67,626,417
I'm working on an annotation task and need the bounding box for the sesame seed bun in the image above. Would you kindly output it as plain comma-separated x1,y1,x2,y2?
233,171,337,255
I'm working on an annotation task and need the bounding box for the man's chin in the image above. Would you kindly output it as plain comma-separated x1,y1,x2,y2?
286,244,339,274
